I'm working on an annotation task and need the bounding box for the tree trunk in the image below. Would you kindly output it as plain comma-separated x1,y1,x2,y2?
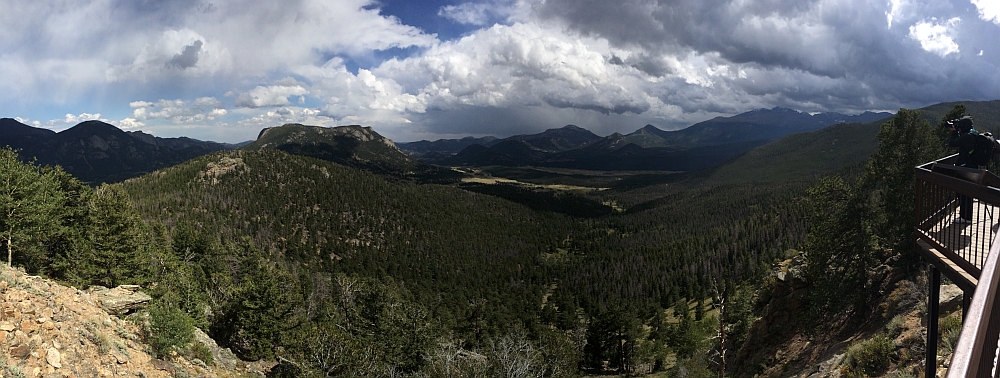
5,224,12,268
5,233,11,268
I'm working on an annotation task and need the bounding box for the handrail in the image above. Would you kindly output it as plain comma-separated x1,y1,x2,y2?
946,230,1000,377
916,153,1000,377
914,154,1000,275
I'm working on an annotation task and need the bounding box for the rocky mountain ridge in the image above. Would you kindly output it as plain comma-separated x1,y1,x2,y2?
244,123,460,182
0,119,231,185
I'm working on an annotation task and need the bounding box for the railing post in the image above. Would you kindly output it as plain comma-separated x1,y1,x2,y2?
963,292,972,321
928,264,941,378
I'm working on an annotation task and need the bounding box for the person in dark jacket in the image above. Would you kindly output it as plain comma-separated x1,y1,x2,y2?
948,115,978,224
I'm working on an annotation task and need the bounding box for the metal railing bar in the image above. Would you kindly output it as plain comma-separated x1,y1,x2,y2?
946,231,1000,377
920,198,958,227
917,229,984,278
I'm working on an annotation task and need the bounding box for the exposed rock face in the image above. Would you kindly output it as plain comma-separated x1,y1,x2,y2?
193,327,240,370
0,266,263,377
87,285,152,316
732,255,812,377
757,256,811,335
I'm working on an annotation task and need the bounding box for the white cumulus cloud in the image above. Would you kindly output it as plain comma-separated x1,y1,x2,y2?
234,82,310,108
972,0,1000,24
374,23,653,116
909,18,961,57
131,97,228,123
440,2,502,25
117,118,146,130
107,29,231,82
228,107,330,130
61,113,104,124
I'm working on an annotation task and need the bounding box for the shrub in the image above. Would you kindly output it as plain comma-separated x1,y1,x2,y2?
80,320,112,355
885,315,906,338
842,334,894,377
148,300,195,358
939,314,963,354
187,342,214,366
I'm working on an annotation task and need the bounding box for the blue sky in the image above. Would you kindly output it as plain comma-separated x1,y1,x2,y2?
2,0,999,143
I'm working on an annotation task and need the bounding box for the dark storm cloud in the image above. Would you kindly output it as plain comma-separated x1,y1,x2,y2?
532,0,1000,111
166,40,204,69
407,105,678,139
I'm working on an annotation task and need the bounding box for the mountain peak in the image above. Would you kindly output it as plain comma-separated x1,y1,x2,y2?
245,123,428,176
0,118,54,137
62,120,123,137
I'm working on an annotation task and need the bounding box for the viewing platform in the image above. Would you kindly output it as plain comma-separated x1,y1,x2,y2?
915,154,1000,377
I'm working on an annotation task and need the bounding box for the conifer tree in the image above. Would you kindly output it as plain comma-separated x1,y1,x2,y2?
77,184,152,287
863,108,941,263
0,148,63,268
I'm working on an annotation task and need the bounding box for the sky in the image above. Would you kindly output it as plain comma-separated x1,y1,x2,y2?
2,0,999,143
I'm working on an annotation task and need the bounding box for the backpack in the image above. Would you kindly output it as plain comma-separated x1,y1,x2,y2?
970,132,1000,166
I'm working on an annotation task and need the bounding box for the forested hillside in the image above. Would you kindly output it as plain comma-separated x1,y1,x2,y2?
123,150,577,331
113,145,811,375
3,101,991,377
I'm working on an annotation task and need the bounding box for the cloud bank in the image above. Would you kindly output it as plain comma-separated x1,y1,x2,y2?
1,0,998,142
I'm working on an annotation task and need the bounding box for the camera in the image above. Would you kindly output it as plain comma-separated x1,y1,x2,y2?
947,115,974,132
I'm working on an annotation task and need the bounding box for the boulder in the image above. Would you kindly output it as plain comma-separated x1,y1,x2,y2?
194,327,241,370
87,285,152,316
939,284,965,313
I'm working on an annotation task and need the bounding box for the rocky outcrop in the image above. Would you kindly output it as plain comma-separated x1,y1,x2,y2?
754,255,811,339
193,327,241,370
0,266,264,377
87,285,152,316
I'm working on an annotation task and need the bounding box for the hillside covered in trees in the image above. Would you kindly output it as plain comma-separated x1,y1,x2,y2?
0,101,995,376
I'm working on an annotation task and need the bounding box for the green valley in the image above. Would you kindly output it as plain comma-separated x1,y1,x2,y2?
0,100,994,377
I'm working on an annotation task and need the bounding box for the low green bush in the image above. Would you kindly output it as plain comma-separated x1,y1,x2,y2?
842,334,894,378
148,299,195,358
939,314,963,354
188,341,214,366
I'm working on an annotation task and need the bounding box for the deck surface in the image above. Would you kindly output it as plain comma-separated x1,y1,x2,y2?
924,200,1000,270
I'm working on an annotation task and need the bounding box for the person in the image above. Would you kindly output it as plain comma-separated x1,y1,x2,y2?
948,115,978,224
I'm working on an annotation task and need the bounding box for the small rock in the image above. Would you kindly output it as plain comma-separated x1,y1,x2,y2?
193,358,208,369
46,347,62,368
151,359,175,373
37,317,48,324
10,344,30,358
112,349,129,364
0,322,15,331
20,320,36,334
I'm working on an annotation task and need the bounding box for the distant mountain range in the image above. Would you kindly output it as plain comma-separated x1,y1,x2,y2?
397,107,892,171
0,107,895,184
0,118,232,184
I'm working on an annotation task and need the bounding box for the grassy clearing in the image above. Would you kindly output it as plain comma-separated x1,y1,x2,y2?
461,177,606,192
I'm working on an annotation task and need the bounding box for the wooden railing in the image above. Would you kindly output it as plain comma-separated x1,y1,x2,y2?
914,154,1000,377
